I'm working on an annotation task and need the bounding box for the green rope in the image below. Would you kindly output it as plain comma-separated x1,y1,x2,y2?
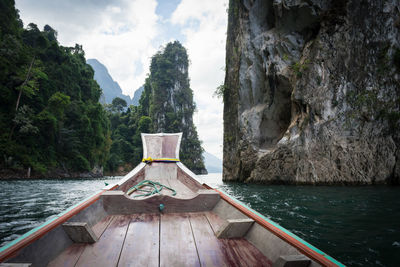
127,180,177,198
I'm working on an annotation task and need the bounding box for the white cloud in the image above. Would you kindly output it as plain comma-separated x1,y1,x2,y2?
81,0,159,95
15,0,160,96
172,0,228,159
15,0,228,160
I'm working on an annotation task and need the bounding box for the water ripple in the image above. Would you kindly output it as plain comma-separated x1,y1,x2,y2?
199,173,400,267
0,177,120,247
1,174,400,267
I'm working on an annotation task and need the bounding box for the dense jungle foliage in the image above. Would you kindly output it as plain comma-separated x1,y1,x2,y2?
0,0,110,175
0,1,206,176
107,41,206,174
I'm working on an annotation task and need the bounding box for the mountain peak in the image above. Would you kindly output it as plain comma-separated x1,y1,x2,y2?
87,58,133,105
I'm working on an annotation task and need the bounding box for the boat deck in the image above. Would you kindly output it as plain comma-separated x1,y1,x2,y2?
128,172,197,199
48,212,272,267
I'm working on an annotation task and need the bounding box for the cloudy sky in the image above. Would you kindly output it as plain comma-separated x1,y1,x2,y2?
15,0,227,159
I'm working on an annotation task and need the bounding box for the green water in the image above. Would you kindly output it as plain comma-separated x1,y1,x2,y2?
200,174,400,266
1,174,400,266
0,177,120,247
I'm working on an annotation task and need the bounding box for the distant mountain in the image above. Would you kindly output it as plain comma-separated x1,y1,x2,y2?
132,86,144,106
87,59,133,105
203,151,222,173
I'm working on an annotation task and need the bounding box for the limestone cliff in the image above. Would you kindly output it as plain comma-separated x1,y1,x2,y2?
223,0,400,184
141,41,207,174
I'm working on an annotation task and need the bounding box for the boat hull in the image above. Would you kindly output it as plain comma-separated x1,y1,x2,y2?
0,133,343,266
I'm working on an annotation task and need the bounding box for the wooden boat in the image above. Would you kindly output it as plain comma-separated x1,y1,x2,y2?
0,133,343,267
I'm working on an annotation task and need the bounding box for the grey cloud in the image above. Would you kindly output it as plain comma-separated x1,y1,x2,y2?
15,0,127,44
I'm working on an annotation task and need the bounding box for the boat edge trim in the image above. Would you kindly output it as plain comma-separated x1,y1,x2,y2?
0,184,118,262
205,185,344,267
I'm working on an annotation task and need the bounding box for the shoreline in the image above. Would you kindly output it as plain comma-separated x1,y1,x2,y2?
1,170,398,186
0,168,103,180
222,179,399,186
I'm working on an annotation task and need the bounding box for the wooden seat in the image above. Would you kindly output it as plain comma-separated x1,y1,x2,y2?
62,222,98,243
273,255,311,267
216,218,255,238
101,189,220,214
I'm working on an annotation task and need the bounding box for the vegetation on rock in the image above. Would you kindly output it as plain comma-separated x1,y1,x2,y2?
106,42,206,174
0,1,206,177
222,0,400,184
0,0,110,177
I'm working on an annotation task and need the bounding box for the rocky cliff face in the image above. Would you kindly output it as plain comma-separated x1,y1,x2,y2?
141,41,207,174
223,0,400,184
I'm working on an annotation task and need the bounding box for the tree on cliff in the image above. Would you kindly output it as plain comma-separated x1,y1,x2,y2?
0,0,110,176
141,41,206,174
106,41,207,174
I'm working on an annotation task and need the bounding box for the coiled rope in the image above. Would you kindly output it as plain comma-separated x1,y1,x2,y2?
127,180,177,198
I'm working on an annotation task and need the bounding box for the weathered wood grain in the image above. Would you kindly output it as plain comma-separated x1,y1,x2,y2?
221,238,272,267
189,213,230,267
205,211,228,234
273,255,311,267
47,243,86,267
0,263,32,266
75,215,130,267
117,169,145,192
161,135,179,158
167,178,197,198
117,214,159,267
160,213,200,267
144,136,163,158
216,218,254,238
62,222,98,243
145,163,177,182
102,190,220,214
92,215,114,239
176,167,204,192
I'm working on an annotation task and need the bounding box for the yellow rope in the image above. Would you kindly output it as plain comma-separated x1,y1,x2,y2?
142,157,180,163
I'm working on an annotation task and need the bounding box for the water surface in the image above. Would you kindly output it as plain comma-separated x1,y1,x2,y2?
0,177,119,246
199,173,400,267
1,174,399,266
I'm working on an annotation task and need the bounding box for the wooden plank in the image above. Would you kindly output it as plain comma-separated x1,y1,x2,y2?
75,215,130,267
221,238,272,267
118,214,159,267
144,136,162,158
160,213,200,267
189,213,230,267
0,188,116,263
161,135,179,158
102,191,219,214
205,211,228,234
47,243,86,267
145,163,176,183
92,215,114,239
128,177,175,199
128,172,199,199
117,169,145,192
167,179,197,198
0,264,32,267
273,255,311,267
62,222,98,243
212,189,340,266
176,167,204,192
216,218,254,238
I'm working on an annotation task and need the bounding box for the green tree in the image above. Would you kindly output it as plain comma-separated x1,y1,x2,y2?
48,92,70,118
138,116,152,133
111,97,127,113
0,1,111,176
139,41,206,174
